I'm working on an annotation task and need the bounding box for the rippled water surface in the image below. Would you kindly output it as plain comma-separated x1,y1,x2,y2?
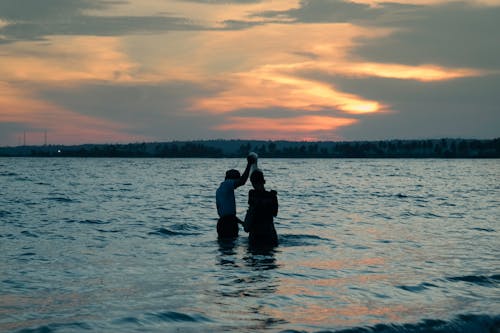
1,158,499,332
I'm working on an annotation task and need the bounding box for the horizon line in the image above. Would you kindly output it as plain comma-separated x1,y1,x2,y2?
2,137,499,149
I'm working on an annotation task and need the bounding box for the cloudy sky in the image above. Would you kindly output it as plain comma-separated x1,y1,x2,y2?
1,0,499,145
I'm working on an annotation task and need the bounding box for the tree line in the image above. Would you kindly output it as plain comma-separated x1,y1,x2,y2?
0,138,498,158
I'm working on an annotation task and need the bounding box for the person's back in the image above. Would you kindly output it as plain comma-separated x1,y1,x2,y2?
246,170,278,247
215,154,257,239
216,178,237,218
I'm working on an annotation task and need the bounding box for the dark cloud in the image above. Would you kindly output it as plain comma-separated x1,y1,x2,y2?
326,74,500,140
0,0,114,20
251,1,500,69
217,19,265,30
180,0,261,3
352,2,500,69
255,0,378,23
39,82,225,140
0,0,203,42
337,102,499,140
1,16,201,42
2,0,499,69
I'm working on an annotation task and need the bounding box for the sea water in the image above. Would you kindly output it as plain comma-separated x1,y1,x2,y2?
0,158,499,333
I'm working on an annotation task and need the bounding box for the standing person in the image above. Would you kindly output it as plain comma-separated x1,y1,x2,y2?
216,154,257,238
244,169,279,247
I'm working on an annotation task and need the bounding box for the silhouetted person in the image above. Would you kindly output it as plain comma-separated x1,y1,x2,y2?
244,169,278,247
216,154,257,238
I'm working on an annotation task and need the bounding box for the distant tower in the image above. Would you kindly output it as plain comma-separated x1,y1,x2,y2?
23,131,26,146
44,130,47,146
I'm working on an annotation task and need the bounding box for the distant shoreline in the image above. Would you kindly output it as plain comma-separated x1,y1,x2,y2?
1,138,499,158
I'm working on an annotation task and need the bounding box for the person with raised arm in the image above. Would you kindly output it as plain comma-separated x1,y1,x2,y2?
216,153,258,238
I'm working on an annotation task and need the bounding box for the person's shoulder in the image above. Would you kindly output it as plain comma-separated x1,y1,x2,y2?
223,179,237,187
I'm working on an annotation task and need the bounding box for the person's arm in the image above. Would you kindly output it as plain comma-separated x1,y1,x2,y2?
233,162,251,188
233,155,257,188
271,190,278,217
243,190,255,232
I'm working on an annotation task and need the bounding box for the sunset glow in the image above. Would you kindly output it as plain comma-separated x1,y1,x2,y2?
268,302,408,327
0,83,145,145
0,0,498,145
334,62,487,82
216,116,358,132
193,69,383,115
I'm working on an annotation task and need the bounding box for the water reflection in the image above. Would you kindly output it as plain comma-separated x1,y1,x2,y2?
238,247,279,297
244,247,279,270
214,239,285,330
215,239,279,295
217,238,238,266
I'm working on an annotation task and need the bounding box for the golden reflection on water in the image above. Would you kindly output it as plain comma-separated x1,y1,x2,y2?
268,302,408,327
296,257,386,270
272,256,401,326
276,272,390,298
0,292,93,331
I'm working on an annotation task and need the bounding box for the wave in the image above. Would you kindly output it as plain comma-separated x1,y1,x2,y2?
96,228,123,234
370,192,430,201
281,314,500,333
0,210,11,218
0,171,20,177
45,197,77,203
112,310,213,326
397,275,499,293
146,311,213,323
20,230,38,238
396,282,439,293
279,234,330,247
19,252,36,256
15,322,92,333
14,314,498,333
78,219,110,225
470,227,496,232
447,274,500,286
148,227,198,237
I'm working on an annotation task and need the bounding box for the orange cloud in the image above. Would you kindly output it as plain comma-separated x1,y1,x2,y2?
298,61,487,82
2,1,493,145
193,68,382,114
181,24,389,116
0,36,141,85
214,115,357,140
123,21,363,83
0,36,159,145
184,21,490,119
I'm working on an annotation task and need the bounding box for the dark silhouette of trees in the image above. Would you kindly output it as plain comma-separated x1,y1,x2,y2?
1,138,499,158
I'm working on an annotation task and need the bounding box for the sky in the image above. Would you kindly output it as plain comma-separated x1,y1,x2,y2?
0,0,499,145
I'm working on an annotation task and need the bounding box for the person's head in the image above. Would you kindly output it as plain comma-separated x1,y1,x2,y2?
225,169,241,180
250,169,265,189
